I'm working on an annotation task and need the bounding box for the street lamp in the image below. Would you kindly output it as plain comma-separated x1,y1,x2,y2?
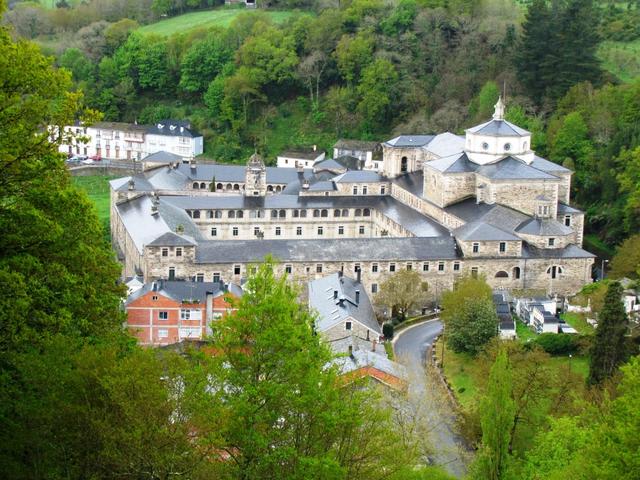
601,259,609,281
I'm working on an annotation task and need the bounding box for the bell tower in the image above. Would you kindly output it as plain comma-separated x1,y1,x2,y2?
245,152,267,196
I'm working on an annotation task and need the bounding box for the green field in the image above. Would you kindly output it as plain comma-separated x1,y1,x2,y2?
598,39,640,83
137,9,298,37
72,175,117,242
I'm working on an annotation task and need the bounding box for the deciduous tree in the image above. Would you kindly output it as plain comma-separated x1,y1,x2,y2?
374,269,429,321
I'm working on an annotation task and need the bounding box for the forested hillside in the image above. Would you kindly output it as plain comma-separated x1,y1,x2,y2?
3,0,639,245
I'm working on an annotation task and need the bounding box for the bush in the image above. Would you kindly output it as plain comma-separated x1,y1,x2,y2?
382,322,394,340
535,333,579,355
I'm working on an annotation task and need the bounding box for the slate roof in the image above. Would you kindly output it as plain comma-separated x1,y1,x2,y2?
522,244,596,259
332,170,384,183
93,121,147,133
384,135,435,147
313,158,348,172
168,163,314,185
333,155,363,170
466,119,530,137
147,232,197,247
530,155,572,173
454,221,521,241
422,132,465,158
557,203,582,214
126,280,223,306
110,175,155,192
309,273,381,335
516,218,574,236
143,151,184,163
445,198,530,233
476,157,559,180
279,149,323,160
391,171,425,197
146,119,201,138
427,153,475,174
332,349,408,384
195,237,458,264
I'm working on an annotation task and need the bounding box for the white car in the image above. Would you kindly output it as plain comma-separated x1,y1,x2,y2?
81,158,94,165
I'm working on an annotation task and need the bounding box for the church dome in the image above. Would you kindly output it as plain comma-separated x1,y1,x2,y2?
464,97,533,165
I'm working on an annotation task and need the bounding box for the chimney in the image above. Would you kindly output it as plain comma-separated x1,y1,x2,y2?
356,268,361,284
302,179,310,190
372,339,377,352
333,290,338,300
338,269,343,278
152,281,157,291
128,178,135,191
355,290,360,305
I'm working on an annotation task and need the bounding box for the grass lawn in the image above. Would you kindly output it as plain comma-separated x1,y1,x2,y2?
515,317,538,342
138,8,299,37
598,38,640,82
72,175,117,241
561,312,594,335
435,342,479,409
548,355,589,380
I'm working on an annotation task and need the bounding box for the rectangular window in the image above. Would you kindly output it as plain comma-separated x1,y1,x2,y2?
353,186,358,195
359,226,365,235
168,267,175,280
423,262,429,272
234,265,241,275
316,264,323,273
158,311,168,320
438,262,445,272
213,272,221,283
338,226,344,235
472,243,479,253
254,226,261,236
275,226,281,236
180,309,191,320
232,227,239,236
380,186,386,194
285,264,292,274
389,263,396,272
317,226,323,235
453,262,460,272
296,226,303,236
471,267,479,279
176,247,182,257
354,263,361,273
499,242,506,253
406,263,412,270
372,263,378,273
152,295,158,301
211,227,217,237
371,283,378,294
362,186,368,195
548,238,555,247
345,321,352,330
162,248,168,257
196,273,204,282
158,328,169,339
564,215,571,227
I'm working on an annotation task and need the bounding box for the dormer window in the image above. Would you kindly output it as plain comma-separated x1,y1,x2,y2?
504,143,511,151
482,142,489,150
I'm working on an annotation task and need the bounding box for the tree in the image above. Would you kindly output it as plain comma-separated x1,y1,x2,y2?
470,81,500,121
297,50,328,107
179,30,233,94
335,32,374,84
104,18,139,54
194,258,422,478
357,58,399,133
441,274,493,323
616,148,640,234
446,297,499,356
470,349,515,480
59,48,94,82
588,282,630,385
609,234,640,279
374,269,428,321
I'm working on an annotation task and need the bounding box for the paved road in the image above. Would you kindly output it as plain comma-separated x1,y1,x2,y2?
394,320,470,478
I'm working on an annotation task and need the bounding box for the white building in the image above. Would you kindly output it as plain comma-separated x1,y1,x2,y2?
56,119,203,161
276,147,325,169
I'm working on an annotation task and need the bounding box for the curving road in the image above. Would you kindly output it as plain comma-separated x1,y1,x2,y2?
393,320,471,478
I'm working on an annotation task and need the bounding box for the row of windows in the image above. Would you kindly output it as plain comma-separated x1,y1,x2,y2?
210,225,368,237
189,208,373,220
161,247,182,257
472,242,508,253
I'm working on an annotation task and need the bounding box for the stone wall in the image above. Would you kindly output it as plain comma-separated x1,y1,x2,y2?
322,318,377,343
382,145,425,177
457,239,522,257
480,177,560,216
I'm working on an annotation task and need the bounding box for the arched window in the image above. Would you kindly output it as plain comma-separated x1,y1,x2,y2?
226,183,232,190
300,210,307,218
513,267,521,279
546,265,563,279
355,208,362,217
228,210,236,219
279,209,286,218
334,209,341,217
237,210,244,219
267,185,274,192
200,182,206,189
275,186,282,192
401,156,408,173
342,209,349,217
363,208,371,217
193,182,199,189
271,210,278,218
293,209,300,218
214,210,222,219
495,271,509,278
207,210,214,219
216,183,223,190
233,184,239,190
313,209,320,218
192,210,201,219
321,209,328,218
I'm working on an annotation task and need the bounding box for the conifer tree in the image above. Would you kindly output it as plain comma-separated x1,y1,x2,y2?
471,349,515,480
588,282,629,385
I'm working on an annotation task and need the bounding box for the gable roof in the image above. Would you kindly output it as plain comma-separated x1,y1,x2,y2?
309,273,381,335
454,221,521,241
147,231,196,247
126,280,224,306
334,139,380,151
333,349,408,389
422,132,465,158
427,152,475,173
516,218,574,236
143,151,184,163
146,119,201,138
384,135,435,147
477,157,559,180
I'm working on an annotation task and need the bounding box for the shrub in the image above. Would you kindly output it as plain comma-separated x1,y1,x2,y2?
382,322,394,340
535,333,579,355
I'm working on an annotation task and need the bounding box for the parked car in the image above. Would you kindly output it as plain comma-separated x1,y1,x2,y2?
90,154,102,161
81,158,94,165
